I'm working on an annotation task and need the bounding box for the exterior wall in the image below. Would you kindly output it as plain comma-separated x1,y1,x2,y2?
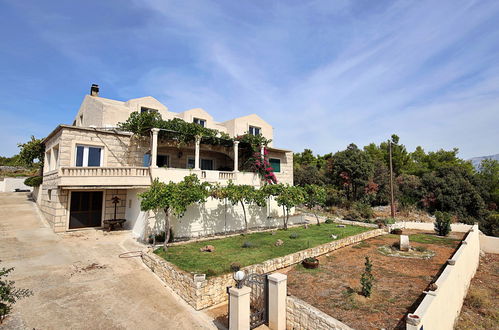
406,225,480,330
222,114,273,144
141,228,384,310
479,233,499,254
104,189,127,221
389,221,473,233
157,145,234,170
287,295,352,330
39,188,69,232
0,177,32,192
176,108,228,133
269,150,293,185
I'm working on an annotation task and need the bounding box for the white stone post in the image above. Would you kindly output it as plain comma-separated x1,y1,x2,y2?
229,286,251,330
268,273,287,330
151,128,160,168
233,141,239,172
194,136,201,170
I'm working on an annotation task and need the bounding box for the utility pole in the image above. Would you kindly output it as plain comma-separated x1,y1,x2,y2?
389,140,395,218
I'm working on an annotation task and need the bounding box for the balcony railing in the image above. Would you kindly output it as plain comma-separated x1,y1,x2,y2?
60,167,150,177
54,167,151,187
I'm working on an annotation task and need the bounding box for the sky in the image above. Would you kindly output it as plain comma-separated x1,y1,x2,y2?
1,0,498,159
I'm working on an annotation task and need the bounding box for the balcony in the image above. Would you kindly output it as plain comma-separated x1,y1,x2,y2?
150,168,262,186
56,167,151,188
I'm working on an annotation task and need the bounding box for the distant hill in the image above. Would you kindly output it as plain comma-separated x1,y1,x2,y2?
468,154,499,169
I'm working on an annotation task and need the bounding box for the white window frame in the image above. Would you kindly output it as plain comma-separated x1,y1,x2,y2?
75,145,104,167
249,125,261,136
193,118,206,127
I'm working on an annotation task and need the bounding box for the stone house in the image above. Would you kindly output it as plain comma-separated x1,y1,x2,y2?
37,85,295,239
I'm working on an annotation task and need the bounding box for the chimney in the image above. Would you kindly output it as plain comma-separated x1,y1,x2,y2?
90,84,99,96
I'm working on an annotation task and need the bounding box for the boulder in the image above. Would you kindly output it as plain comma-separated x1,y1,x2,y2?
275,239,284,246
399,235,410,251
200,245,216,252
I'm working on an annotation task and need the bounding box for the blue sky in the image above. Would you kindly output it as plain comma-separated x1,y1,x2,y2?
1,0,498,159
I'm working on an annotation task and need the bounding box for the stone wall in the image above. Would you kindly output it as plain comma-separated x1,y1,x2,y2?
39,188,69,232
142,228,385,310
269,150,293,185
286,295,352,330
406,225,480,330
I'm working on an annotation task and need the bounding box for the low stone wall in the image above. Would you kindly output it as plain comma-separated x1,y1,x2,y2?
142,228,385,310
286,295,352,330
406,225,480,330
390,221,473,233
479,233,499,254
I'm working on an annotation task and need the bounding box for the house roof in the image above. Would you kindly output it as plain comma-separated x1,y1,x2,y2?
43,124,132,144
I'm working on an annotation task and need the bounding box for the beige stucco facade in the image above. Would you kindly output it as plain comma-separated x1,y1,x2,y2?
38,88,293,235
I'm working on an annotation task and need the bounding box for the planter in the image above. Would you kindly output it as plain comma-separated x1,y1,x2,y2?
302,258,319,269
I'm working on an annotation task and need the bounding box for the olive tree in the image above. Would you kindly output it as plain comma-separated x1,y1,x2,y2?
303,184,327,225
139,175,209,249
275,185,305,230
225,182,267,232
17,136,45,169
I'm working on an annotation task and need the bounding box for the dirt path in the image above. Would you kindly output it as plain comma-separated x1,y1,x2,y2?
0,192,216,330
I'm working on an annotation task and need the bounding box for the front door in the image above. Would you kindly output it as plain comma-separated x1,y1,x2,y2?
69,191,103,229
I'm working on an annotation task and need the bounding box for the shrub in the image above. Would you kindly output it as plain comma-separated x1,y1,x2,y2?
360,256,374,298
0,264,33,322
479,213,499,237
241,241,253,248
434,211,452,236
24,176,42,187
390,228,403,235
204,269,217,277
325,218,334,224
230,262,241,272
154,229,174,243
289,233,299,239
353,202,374,220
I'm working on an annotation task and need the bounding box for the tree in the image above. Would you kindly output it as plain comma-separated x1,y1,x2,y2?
434,211,452,236
17,136,45,169
303,184,327,225
360,256,374,298
476,159,499,209
225,182,266,232
1,264,32,323
139,175,209,249
329,144,373,201
275,185,305,230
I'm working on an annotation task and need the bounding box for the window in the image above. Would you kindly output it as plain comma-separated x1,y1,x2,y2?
52,145,59,170
157,155,170,167
193,118,206,127
249,126,261,136
45,150,51,171
141,107,158,114
269,158,281,172
143,153,151,167
79,115,83,125
187,157,195,169
75,145,103,167
201,159,214,170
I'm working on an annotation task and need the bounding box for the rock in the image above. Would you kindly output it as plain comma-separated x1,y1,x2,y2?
337,224,346,228
271,231,277,235
399,235,410,251
330,234,338,239
428,283,438,291
275,239,284,246
200,245,215,252
303,224,309,229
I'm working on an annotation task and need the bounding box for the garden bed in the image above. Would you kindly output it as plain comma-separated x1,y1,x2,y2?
284,230,465,329
154,223,371,276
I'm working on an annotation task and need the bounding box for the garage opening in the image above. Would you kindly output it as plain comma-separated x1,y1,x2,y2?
69,191,103,229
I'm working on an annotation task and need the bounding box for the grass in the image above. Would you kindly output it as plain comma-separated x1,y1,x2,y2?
385,233,460,246
154,223,371,276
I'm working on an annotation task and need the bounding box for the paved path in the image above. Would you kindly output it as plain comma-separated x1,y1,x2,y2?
0,192,216,330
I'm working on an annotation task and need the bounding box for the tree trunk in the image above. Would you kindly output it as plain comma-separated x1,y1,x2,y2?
224,198,227,236
314,211,320,226
163,207,170,250
282,205,287,230
240,201,248,232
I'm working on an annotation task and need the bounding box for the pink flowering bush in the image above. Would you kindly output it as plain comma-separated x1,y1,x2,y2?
251,148,277,184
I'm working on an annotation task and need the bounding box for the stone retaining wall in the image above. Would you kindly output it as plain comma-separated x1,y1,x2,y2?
142,228,385,310
286,295,352,330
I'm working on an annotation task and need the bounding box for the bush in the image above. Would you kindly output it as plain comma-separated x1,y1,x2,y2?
325,218,334,224
24,176,42,187
479,213,499,237
230,262,241,272
0,264,33,322
390,228,403,235
345,202,374,221
204,269,217,277
241,241,253,248
289,233,299,239
434,211,452,236
360,256,374,297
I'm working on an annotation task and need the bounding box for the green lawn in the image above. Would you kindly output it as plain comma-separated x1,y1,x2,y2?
385,233,461,246
154,224,371,276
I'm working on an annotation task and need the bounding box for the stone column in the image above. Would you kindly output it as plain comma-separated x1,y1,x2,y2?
233,141,239,172
229,286,251,330
268,273,287,330
151,128,160,168
194,136,201,170
260,145,265,158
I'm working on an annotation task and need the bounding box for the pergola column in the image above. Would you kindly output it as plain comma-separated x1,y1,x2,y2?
233,141,239,172
194,136,201,170
151,128,160,168
260,145,265,159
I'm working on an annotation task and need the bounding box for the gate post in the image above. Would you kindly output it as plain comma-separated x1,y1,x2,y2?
268,273,287,330
229,286,251,330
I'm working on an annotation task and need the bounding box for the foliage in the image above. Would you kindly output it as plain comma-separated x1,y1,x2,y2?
434,211,452,236
360,256,374,298
17,136,45,169
241,241,253,248
0,155,20,166
325,218,334,224
249,148,277,184
289,232,299,239
476,159,499,209
235,133,271,150
328,144,374,201
479,213,499,237
275,185,305,230
390,228,403,235
345,202,373,221
225,181,267,232
0,264,33,323
303,184,327,225
24,176,42,187
154,223,369,276
139,175,209,249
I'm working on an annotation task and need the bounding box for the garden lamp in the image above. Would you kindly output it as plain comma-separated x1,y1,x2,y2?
233,270,245,289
